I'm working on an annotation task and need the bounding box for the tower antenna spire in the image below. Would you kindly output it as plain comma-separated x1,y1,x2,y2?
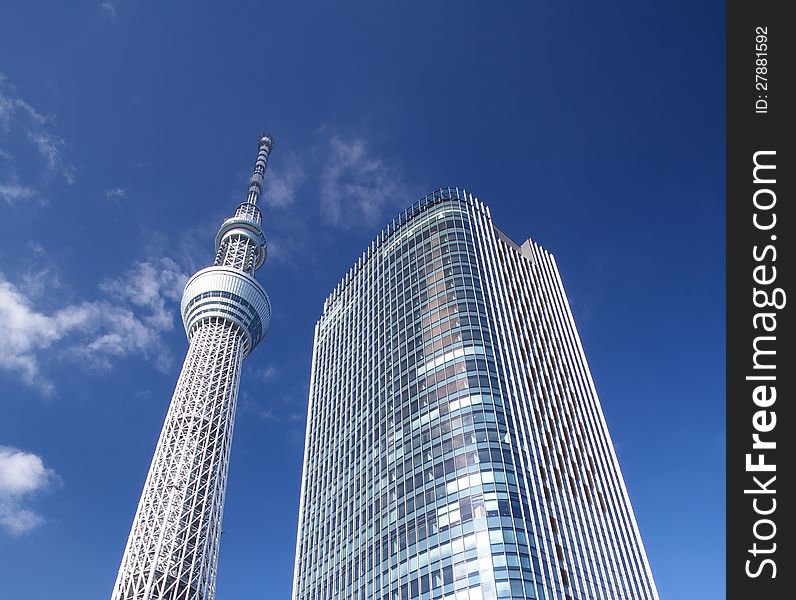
247,133,274,205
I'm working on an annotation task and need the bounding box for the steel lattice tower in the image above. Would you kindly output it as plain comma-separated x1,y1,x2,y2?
111,134,275,600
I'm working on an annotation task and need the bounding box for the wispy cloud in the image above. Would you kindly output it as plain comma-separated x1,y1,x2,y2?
105,187,128,200
259,407,280,421
319,135,407,228
0,256,189,394
259,407,305,423
100,1,118,21
0,276,76,394
0,178,35,204
0,446,58,535
26,131,70,181
263,152,305,209
99,257,187,336
254,131,409,272
0,73,75,205
263,229,312,268
139,220,216,278
239,387,305,425
259,131,407,228
255,364,281,382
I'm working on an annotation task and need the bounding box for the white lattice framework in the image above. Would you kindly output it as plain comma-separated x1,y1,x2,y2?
111,134,275,600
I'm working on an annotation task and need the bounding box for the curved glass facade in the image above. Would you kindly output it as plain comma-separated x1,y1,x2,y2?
292,189,658,600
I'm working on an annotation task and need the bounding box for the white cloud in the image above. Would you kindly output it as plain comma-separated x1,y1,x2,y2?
101,257,186,330
19,266,61,299
263,153,305,209
100,1,118,20
0,256,190,393
0,179,35,204
262,231,310,268
26,131,64,174
0,73,75,204
255,364,280,382
235,131,411,273
87,258,189,371
0,446,57,535
319,135,406,227
106,187,128,200
15,243,62,298
0,276,72,394
259,408,279,421
258,407,305,423
27,241,45,256
257,132,407,228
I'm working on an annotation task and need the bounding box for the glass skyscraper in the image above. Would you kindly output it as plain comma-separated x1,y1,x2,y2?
291,188,658,600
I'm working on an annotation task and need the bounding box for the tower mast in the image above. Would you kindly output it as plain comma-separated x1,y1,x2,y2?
111,134,275,600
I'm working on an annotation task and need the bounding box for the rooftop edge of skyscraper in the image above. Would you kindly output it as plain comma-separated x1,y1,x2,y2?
321,187,545,316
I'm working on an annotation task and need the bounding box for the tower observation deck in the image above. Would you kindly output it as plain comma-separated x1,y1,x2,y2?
110,134,275,600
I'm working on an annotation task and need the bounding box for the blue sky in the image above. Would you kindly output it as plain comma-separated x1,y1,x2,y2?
0,1,724,598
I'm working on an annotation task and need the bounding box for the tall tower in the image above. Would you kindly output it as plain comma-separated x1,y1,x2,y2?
111,134,275,600
292,189,658,600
